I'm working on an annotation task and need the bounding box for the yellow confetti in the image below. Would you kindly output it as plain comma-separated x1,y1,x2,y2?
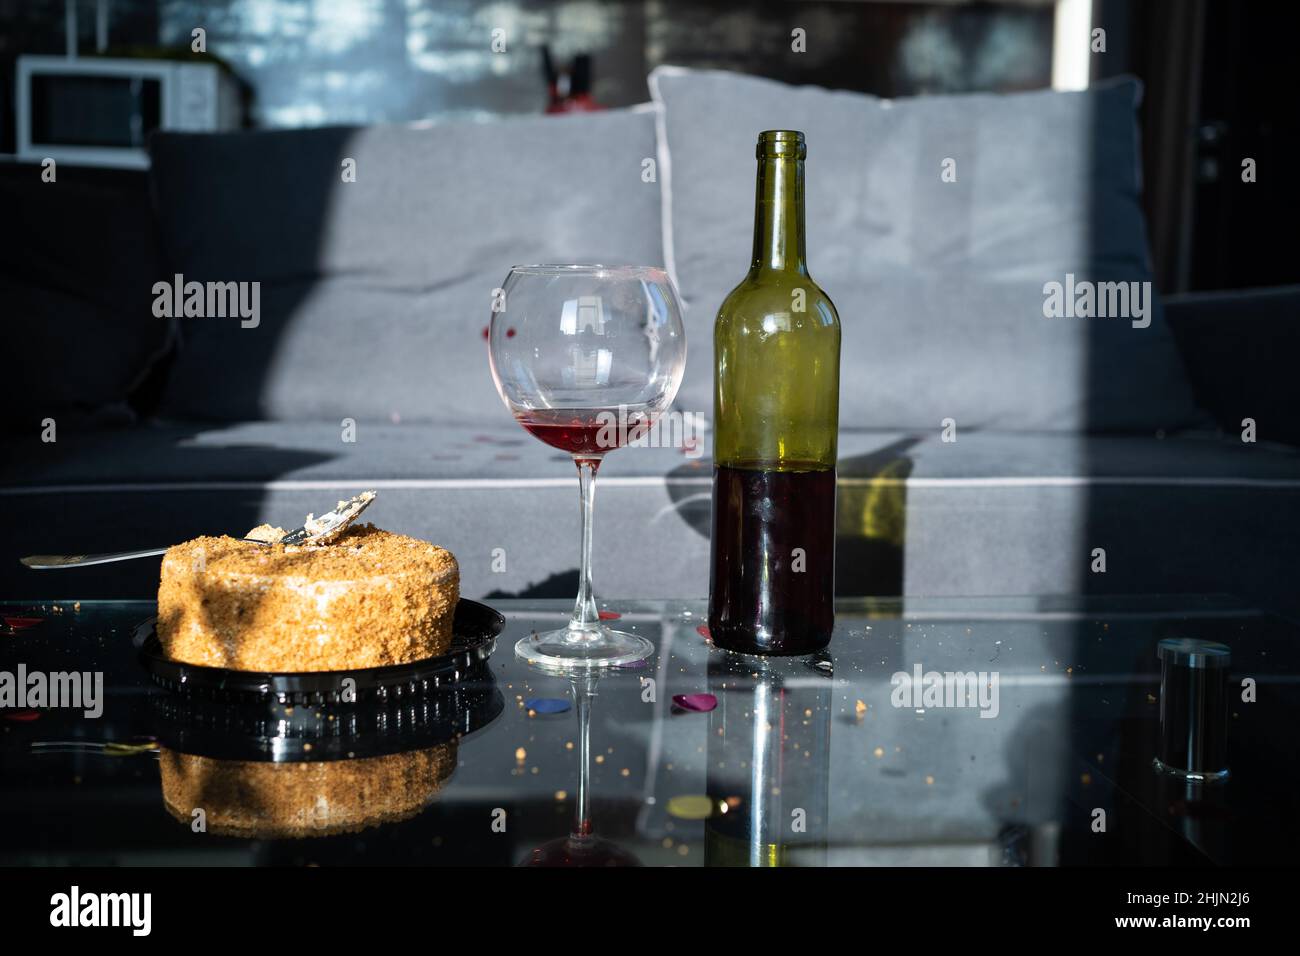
666,794,716,820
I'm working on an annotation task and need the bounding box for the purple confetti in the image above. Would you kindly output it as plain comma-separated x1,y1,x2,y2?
672,693,717,713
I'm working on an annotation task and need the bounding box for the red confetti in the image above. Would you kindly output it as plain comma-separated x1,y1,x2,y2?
672,694,717,713
3,616,42,630
695,625,711,641
482,326,490,339
506,327,517,338
598,610,621,621
3,710,40,722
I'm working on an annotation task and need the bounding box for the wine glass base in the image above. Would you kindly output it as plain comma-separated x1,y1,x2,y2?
521,835,642,867
515,625,654,669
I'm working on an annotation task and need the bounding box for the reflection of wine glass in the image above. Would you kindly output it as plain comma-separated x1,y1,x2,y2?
521,671,641,867
488,265,686,669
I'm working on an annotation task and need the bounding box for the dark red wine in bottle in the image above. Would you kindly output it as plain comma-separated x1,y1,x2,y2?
708,131,841,655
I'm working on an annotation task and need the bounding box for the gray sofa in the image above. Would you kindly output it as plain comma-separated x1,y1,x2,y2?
3,67,1298,617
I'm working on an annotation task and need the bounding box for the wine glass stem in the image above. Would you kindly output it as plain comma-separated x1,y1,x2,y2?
571,457,602,632
571,675,596,839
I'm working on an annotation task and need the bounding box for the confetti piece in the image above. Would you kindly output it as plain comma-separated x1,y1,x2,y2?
672,693,717,713
3,616,42,631
695,625,711,641
666,794,716,820
524,697,570,715
598,610,621,621
3,710,40,722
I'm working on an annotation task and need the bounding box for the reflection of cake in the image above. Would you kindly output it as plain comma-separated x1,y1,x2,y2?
156,523,459,672
159,745,455,838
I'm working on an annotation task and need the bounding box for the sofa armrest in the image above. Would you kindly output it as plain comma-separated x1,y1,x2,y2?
1164,285,1300,446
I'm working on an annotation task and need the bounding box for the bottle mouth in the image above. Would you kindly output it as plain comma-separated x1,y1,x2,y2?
756,130,806,159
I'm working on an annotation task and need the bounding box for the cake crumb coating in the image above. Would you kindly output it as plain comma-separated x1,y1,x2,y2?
156,523,459,672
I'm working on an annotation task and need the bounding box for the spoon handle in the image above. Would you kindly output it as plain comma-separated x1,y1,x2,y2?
20,538,274,570
20,548,172,569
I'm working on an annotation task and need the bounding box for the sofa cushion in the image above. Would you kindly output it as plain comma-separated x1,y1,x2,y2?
649,66,1201,432
0,167,170,432
1164,285,1300,447
3,424,1296,620
149,106,664,423
774,274,1199,432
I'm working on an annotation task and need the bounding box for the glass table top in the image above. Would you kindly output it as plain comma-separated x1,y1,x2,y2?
1,595,1296,866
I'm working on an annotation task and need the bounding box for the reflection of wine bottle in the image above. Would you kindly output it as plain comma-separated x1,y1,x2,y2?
709,130,841,656
705,652,832,866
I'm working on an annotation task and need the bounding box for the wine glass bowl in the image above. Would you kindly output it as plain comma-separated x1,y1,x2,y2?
488,264,686,668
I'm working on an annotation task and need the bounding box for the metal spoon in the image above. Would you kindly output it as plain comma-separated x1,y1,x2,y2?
19,491,377,570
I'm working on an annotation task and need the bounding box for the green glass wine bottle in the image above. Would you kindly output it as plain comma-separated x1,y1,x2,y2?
708,130,840,655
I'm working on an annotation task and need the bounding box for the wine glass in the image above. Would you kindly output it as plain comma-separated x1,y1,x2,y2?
488,264,686,668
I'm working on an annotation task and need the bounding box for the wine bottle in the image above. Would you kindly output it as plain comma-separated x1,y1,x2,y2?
708,130,841,655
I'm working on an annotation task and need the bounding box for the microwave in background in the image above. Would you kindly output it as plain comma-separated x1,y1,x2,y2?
15,55,241,169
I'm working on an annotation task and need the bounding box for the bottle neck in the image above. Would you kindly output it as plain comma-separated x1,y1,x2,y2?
750,154,808,276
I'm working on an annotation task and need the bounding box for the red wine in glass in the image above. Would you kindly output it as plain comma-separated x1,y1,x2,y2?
514,406,655,458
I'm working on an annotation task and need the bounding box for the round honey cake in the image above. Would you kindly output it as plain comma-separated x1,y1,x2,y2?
159,745,456,838
156,523,459,672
